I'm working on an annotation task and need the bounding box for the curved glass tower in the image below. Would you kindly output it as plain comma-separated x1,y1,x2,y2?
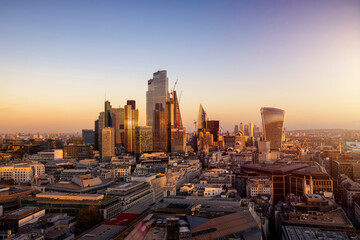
261,107,285,151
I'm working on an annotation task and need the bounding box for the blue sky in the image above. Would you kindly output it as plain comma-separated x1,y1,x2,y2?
0,0,359,133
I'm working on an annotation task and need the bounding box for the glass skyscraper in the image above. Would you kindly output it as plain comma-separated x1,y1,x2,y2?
261,107,285,151
124,101,139,153
146,71,169,152
197,104,207,131
146,71,169,127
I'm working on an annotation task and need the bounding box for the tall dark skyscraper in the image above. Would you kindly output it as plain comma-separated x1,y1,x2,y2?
82,129,95,145
111,107,124,147
146,71,169,152
153,103,167,152
146,71,169,127
207,120,220,142
96,111,105,150
261,107,285,151
94,119,99,150
104,100,113,127
127,100,136,110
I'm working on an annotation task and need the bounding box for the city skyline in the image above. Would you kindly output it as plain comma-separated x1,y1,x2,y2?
1,0,360,133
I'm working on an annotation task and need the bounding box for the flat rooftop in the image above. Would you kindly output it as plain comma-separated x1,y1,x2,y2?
282,226,350,240
283,208,353,228
37,192,103,198
241,163,308,174
1,206,43,219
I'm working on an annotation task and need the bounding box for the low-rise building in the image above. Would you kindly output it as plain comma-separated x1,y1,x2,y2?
131,173,166,203
192,184,223,197
46,174,114,193
179,183,194,194
99,182,153,211
60,169,90,181
0,163,45,183
353,194,360,227
339,175,360,208
110,155,136,166
125,197,263,240
0,207,45,234
27,149,63,162
0,186,35,212
12,213,75,240
199,171,235,187
111,165,131,180
21,192,122,220
282,226,350,240
290,165,333,196
63,145,92,160
246,178,272,198
277,194,357,236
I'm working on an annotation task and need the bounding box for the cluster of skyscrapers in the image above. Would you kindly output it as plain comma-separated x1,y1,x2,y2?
92,70,287,160
192,105,286,154
94,70,186,160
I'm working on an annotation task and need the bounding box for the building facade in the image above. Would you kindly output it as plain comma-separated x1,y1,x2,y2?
102,127,115,160
124,102,139,153
135,126,153,154
261,107,285,150
146,70,168,128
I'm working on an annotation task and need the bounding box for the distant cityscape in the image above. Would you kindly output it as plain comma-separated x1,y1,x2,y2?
0,70,359,240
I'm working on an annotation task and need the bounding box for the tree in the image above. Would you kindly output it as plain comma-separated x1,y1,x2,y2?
75,206,103,234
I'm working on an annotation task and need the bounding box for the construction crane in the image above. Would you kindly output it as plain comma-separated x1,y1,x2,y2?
171,79,178,97
177,90,183,130
178,90,182,103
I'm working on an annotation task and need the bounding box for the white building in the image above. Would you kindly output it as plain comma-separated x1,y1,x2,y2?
0,163,45,183
192,184,223,197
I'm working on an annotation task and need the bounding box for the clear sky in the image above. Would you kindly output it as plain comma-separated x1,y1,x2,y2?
0,0,359,133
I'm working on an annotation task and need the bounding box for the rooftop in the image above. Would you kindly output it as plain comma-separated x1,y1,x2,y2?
282,226,350,240
241,163,308,174
1,206,43,219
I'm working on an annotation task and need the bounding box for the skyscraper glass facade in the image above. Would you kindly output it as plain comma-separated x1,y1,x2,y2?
146,71,168,127
261,107,285,150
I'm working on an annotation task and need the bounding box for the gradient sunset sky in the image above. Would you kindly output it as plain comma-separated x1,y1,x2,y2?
0,0,359,133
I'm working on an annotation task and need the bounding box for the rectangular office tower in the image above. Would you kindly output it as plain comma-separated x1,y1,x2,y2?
82,129,95,145
146,71,169,127
135,126,153,154
95,112,105,151
111,107,124,147
146,71,168,152
153,103,167,152
261,107,285,151
101,127,115,160
207,120,220,142
124,101,139,153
